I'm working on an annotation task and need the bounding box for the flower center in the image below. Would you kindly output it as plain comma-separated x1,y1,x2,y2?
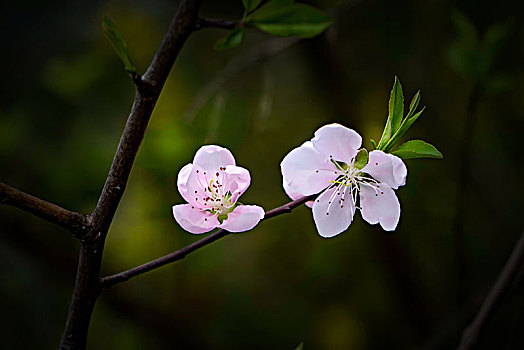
315,156,383,216
194,167,236,220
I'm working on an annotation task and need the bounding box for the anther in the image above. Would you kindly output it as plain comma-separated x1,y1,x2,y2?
375,162,378,165
216,172,219,176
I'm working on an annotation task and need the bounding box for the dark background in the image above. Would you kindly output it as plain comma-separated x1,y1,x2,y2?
1,0,523,348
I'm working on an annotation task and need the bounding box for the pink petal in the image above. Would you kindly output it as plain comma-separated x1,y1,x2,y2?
311,123,362,163
281,141,336,196
362,150,407,189
359,182,400,231
219,205,265,232
177,163,200,207
223,165,251,201
312,185,356,238
172,204,219,234
193,145,236,172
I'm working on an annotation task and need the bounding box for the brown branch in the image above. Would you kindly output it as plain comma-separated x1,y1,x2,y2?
59,1,204,349
0,182,86,234
458,230,524,350
194,18,238,31
90,0,203,236
101,194,316,288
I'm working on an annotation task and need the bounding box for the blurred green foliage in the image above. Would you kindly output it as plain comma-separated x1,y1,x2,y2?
1,0,523,349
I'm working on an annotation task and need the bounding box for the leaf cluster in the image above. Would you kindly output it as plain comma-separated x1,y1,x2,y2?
373,77,442,160
216,0,333,49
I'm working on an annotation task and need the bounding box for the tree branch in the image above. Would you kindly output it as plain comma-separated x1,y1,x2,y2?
101,194,316,288
194,18,238,31
0,182,86,234
59,1,204,348
90,0,203,237
458,230,524,350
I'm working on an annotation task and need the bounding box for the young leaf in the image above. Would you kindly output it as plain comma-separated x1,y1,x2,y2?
389,76,404,133
384,107,425,152
215,27,245,50
354,149,369,169
248,0,294,18
102,16,136,73
247,3,333,38
294,343,304,350
406,90,420,119
376,115,392,150
370,139,377,149
242,0,263,13
392,140,443,159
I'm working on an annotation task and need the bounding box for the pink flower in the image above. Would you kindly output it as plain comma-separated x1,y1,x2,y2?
281,123,407,237
173,145,265,234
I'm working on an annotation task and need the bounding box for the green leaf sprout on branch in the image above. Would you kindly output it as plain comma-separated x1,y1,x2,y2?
375,77,443,160
102,16,136,74
215,0,333,49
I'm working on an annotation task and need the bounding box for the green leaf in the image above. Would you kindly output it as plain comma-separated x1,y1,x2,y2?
392,140,443,159
247,3,333,38
215,27,245,49
354,149,369,169
376,115,392,150
102,16,136,73
294,342,304,350
389,76,404,133
370,139,377,150
406,90,420,119
384,107,425,152
249,0,294,17
242,0,263,13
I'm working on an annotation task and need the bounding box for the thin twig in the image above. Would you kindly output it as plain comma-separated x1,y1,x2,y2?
101,194,317,288
194,18,238,31
458,230,524,350
0,182,86,234
184,37,299,122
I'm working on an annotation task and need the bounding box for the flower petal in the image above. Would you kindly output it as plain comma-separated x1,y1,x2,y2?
172,204,219,234
312,185,356,238
359,182,400,231
223,165,251,202
362,150,407,189
311,123,362,163
193,145,235,172
219,205,265,233
281,141,336,196
177,163,200,206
